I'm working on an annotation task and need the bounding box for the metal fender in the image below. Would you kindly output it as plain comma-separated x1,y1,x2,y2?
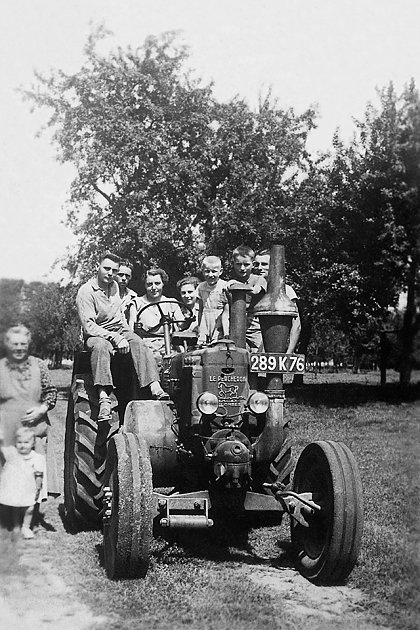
253,395,286,463
123,401,178,487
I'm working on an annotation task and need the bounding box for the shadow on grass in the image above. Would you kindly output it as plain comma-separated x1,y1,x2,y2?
156,520,295,570
57,502,84,536
286,381,420,408
154,523,297,573
32,503,56,532
57,502,99,535
94,519,295,575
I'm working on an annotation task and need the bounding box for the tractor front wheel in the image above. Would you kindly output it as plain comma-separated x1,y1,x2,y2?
103,432,153,579
291,440,363,585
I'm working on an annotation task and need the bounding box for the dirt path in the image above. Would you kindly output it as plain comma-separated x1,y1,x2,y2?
0,530,108,630
248,566,389,630
0,523,391,630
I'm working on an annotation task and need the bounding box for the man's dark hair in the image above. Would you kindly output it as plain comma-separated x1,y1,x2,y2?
118,260,133,272
232,245,255,260
256,249,270,257
99,252,121,265
177,276,200,291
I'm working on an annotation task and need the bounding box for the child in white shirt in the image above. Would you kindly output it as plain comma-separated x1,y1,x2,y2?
197,256,229,344
0,426,46,539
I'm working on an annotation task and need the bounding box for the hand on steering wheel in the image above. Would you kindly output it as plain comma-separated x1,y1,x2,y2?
136,300,194,334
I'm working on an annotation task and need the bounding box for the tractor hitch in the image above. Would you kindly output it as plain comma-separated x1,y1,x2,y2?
263,484,321,527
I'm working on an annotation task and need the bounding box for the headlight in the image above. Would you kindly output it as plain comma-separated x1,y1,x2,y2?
247,391,269,414
196,392,219,415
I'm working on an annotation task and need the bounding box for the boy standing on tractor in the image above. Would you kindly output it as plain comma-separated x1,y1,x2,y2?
76,252,167,421
197,256,229,344
227,245,266,350
253,249,301,353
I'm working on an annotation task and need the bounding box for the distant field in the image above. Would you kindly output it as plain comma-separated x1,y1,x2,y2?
285,367,419,386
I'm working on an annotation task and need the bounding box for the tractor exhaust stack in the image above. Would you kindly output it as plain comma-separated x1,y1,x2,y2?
253,244,298,354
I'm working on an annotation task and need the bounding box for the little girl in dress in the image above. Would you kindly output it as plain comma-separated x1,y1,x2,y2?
0,426,47,539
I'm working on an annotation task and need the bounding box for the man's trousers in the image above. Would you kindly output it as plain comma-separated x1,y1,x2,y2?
85,330,159,389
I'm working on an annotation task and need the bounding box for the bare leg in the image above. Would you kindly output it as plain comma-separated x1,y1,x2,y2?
21,505,35,539
10,506,24,540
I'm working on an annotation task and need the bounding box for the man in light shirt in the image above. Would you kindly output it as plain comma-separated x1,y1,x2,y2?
76,252,167,421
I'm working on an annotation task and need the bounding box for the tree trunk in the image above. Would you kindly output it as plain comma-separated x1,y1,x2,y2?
52,350,63,370
292,301,312,386
399,258,419,387
380,331,389,387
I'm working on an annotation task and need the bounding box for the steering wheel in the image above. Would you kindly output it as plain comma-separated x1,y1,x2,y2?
136,300,194,335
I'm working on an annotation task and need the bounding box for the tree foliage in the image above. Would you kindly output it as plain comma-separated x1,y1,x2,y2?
0,279,80,366
22,29,419,382
268,83,419,383
22,283,80,366
23,28,316,285
323,82,420,383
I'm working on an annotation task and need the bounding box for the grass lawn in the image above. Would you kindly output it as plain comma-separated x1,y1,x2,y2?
35,368,420,628
287,378,420,630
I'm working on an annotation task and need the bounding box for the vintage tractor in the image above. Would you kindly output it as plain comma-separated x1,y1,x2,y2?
64,245,363,584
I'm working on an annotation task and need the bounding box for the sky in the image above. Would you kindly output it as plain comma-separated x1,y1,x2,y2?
0,0,419,282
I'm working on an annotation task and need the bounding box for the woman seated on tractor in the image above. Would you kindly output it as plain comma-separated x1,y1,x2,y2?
135,268,186,362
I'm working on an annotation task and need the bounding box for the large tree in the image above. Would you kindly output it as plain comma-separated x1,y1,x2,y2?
333,82,420,384
0,279,80,365
23,29,316,287
288,83,419,383
22,282,80,367
24,29,220,281
200,94,316,263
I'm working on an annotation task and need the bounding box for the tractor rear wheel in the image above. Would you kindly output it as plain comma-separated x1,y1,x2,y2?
291,440,363,585
103,432,153,579
64,377,118,530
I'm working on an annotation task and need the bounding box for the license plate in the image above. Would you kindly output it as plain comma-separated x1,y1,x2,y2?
249,353,305,373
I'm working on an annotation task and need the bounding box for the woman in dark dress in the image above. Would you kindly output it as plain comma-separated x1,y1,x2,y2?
0,325,59,497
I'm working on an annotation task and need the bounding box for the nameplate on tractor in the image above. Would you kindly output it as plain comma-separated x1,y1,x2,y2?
249,353,305,373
